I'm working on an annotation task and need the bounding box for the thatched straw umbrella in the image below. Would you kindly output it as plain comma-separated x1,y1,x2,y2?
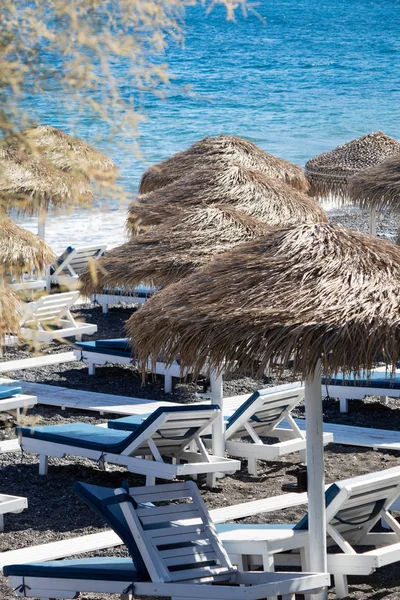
305,132,400,205
128,222,400,585
0,213,55,278
0,287,20,346
139,135,309,194
81,205,273,296
348,155,400,235
0,147,93,238
128,163,327,233
10,125,118,183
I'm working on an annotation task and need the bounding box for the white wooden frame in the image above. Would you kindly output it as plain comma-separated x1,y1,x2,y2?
0,393,37,421
73,346,184,392
219,467,400,599
48,244,107,290
5,481,329,600
322,381,400,413
20,408,240,487
204,385,333,475
0,494,28,532
92,284,157,313
19,291,97,342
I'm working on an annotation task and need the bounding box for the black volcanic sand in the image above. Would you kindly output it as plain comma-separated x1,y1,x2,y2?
1,209,400,599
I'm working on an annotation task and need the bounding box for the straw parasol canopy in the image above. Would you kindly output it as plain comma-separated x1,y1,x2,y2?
10,125,118,184
128,163,327,233
139,135,309,194
128,222,400,380
348,154,400,214
0,287,20,343
80,205,273,296
0,213,55,275
305,132,400,200
0,147,93,216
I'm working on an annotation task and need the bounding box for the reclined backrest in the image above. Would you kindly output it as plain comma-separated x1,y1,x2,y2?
52,245,106,276
21,291,80,324
72,481,149,578
118,405,221,456
294,466,400,546
115,480,235,584
225,383,304,439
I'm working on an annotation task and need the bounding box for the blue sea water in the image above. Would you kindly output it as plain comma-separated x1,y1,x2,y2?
19,0,400,248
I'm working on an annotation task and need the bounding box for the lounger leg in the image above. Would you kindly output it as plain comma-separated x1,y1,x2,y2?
247,457,258,476
334,573,349,599
206,472,217,488
0,514,4,532
76,334,82,341
299,448,306,463
146,475,156,485
339,397,348,413
88,363,95,376
39,455,48,475
164,373,173,393
281,595,295,600
379,395,389,405
102,303,109,314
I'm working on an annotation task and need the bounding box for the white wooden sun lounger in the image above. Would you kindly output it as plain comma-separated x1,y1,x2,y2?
5,480,329,600
18,405,240,487
19,291,97,342
0,489,313,572
92,283,158,313
217,467,400,598
47,244,107,290
0,494,28,532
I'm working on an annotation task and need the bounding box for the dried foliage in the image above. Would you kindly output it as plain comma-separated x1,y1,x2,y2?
0,147,93,215
129,162,326,233
305,132,400,201
348,155,400,214
0,213,55,274
139,135,309,194
8,126,118,184
0,2,254,139
0,286,20,343
80,204,272,294
128,222,400,380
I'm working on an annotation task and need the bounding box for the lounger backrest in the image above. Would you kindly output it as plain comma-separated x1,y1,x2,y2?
122,405,221,456
72,481,149,579
225,383,304,440
52,245,107,277
21,291,80,325
295,466,400,546
115,480,236,584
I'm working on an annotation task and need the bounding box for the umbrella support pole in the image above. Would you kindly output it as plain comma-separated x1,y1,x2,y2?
305,361,328,599
369,207,377,236
210,369,225,476
37,206,47,240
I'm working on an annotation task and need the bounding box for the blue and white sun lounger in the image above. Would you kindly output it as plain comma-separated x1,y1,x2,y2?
73,337,204,392
322,370,400,413
18,405,240,487
216,466,400,599
4,480,329,600
109,384,333,475
91,283,158,313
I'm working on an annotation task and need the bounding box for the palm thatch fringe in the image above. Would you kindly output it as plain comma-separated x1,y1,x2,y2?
305,132,400,200
0,148,93,215
0,287,20,343
128,163,327,233
0,213,55,274
348,155,400,213
127,223,400,380
81,205,273,295
8,125,118,183
139,135,309,194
